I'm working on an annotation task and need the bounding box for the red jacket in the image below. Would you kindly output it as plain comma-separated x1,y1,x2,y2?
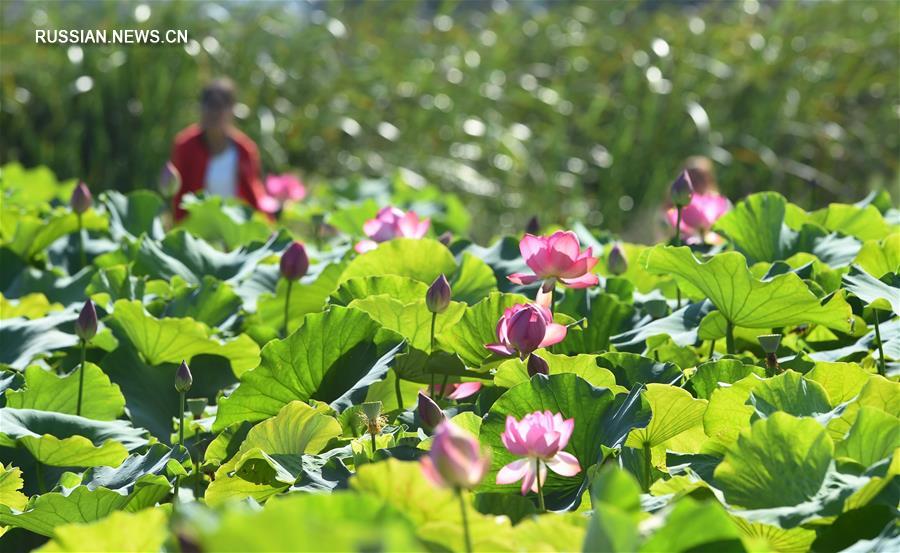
170,124,265,220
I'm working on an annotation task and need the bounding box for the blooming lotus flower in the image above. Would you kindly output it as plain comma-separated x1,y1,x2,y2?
421,420,490,490
260,174,307,214
496,411,581,495
508,231,599,291
433,382,483,400
666,193,731,243
485,303,567,359
355,206,430,253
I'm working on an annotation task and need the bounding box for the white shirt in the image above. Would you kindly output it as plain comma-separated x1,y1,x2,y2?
204,143,238,198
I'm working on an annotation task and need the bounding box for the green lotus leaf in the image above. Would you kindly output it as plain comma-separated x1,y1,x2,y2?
595,353,682,388
349,295,466,352
5,206,108,261
691,359,763,400
197,490,420,552
626,383,708,448
5,364,125,420
0,293,62,320
493,352,623,392
703,375,762,448
748,370,833,420
180,194,273,249
83,443,187,493
613,300,715,349
100,190,164,242
0,464,27,511
639,498,743,553
551,293,633,354
436,291,529,368
731,518,816,553
0,311,79,369
643,246,853,331
0,408,146,467
206,401,342,506
788,203,894,241
330,275,429,306
842,265,900,315
713,192,797,264
34,507,167,552
714,413,834,509
0,163,77,209
340,238,457,284
583,465,642,553
165,275,242,328
108,299,259,376
827,376,900,441
250,261,347,336
804,361,871,406
835,407,900,467
214,306,405,430
480,374,627,510
854,233,900,278
449,252,497,305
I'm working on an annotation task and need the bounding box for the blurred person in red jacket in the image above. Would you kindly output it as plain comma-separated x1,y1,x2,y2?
168,78,265,220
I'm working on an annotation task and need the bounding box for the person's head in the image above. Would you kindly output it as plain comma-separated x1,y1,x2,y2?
683,156,718,195
200,78,236,135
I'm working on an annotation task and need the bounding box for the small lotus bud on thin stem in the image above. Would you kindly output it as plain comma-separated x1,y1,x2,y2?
75,299,98,342
670,170,694,208
426,274,452,314
70,181,93,214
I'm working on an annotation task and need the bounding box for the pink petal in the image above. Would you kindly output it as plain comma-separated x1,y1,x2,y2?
355,240,378,254
559,274,599,289
485,343,515,357
508,273,540,285
529,461,548,494
519,234,547,263
447,382,482,400
496,458,530,485
535,287,553,309
420,456,445,488
520,461,538,495
546,452,581,477
556,418,574,449
258,195,281,214
538,323,567,348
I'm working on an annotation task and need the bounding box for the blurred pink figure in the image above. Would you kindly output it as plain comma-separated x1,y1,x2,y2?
259,173,306,213
355,206,430,253
666,193,731,244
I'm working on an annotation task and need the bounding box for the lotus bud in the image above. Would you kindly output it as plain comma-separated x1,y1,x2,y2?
417,391,445,431
70,181,92,214
607,243,628,276
159,161,182,198
279,241,309,281
670,170,694,208
438,231,453,246
525,215,540,235
527,353,550,377
426,274,451,314
507,307,548,357
75,299,98,342
174,360,193,393
420,421,489,490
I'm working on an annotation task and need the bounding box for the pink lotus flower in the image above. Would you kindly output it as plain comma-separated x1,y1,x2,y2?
421,420,490,490
485,303,567,359
496,411,581,495
260,174,307,214
666,193,731,243
355,206,431,253
433,382,483,400
508,231,599,292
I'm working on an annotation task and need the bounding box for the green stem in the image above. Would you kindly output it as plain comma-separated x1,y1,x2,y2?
283,279,294,338
535,459,546,513
179,391,185,447
437,374,450,400
457,489,473,553
193,460,200,499
674,207,682,309
370,430,377,456
77,213,86,268
429,312,437,396
76,340,86,416
873,309,886,377
35,461,46,493
394,371,404,410
642,441,652,492
708,339,716,360
725,320,735,355
172,476,180,515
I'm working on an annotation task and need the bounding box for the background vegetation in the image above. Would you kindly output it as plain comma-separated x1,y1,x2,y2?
1,0,897,241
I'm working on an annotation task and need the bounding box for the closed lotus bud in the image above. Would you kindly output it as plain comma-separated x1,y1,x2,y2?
279,241,309,281
417,391,445,431
75,299,98,342
426,274,451,314
525,215,540,235
175,360,193,393
607,243,628,276
507,306,548,357
420,421,489,490
159,161,182,198
670,170,694,208
70,181,92,214
438,231,453,246
527,353,549,377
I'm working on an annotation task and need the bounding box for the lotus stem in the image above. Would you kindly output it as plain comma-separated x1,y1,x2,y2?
77,213,86,268
708,339,716,360
457,489,473,553
394,372,404,410
179,390,186,447
535,459,546,513
76,339,86,416
193,459,200,499
370,428,377,456
674,206,682,309
642,441,652,492
283,279,293,338
873,309,886,377
725,320,735,355
765,353,779,378
429,312,437,396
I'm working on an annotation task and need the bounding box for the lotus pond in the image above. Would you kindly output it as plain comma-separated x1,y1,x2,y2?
0,163,898,552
